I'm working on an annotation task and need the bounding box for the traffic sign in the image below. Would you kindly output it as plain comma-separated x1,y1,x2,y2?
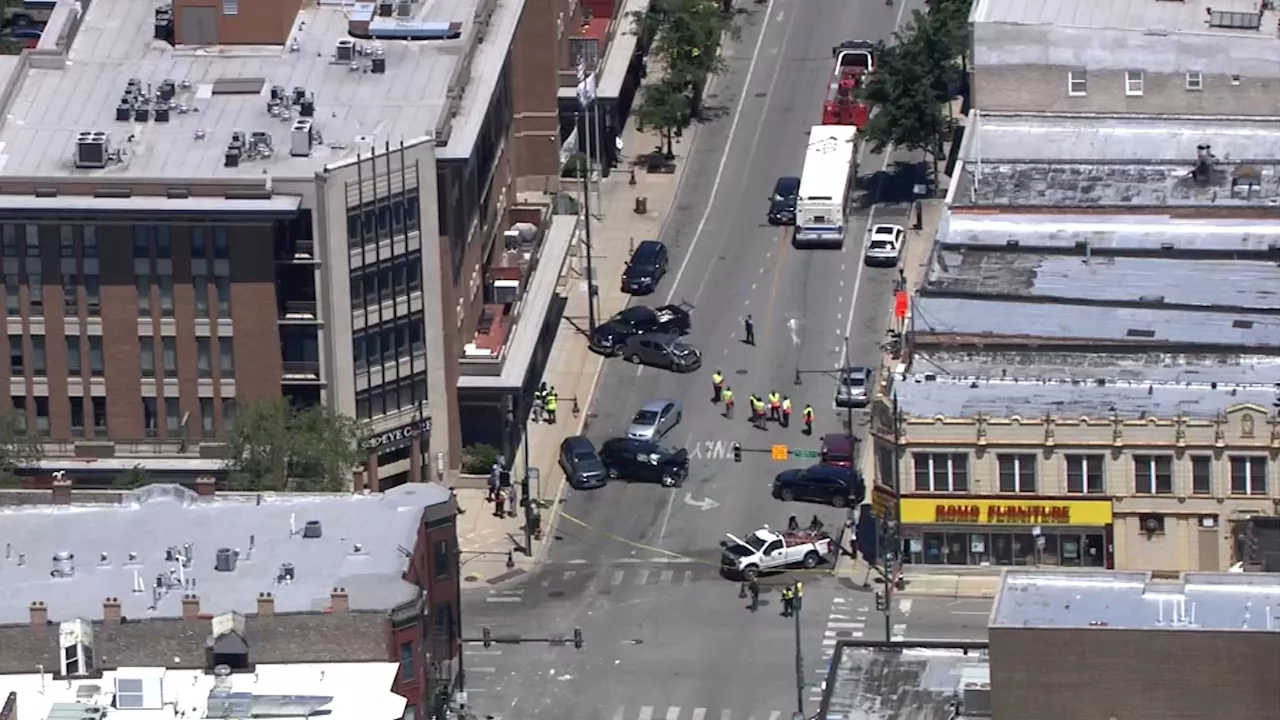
790,449,819,459
771,444,788,461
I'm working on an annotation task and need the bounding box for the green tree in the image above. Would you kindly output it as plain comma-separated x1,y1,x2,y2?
634,79,689,157
115,466,152,490
633,0,745,118
223,399,365,492
0,410,41,472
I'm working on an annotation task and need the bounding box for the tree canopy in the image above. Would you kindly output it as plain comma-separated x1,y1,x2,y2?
632,0,745,124
0,410,41,472
223,399,365,492
634,79,689,156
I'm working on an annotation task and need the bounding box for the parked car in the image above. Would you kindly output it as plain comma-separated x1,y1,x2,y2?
558,435,607,490
589,304,692,356
620,333,702,373
772,463,865,508
1,27,40,49
621,240,669,295
834,366,872,408
819,433,855,468
627,399,683,441
599,438,690,487
721,526,835,581
864,223,905,267
767,175,801,226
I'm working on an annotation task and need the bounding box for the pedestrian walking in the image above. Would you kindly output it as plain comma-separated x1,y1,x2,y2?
748,579,761,613
803,404,815,435
781,396,792,428
493,488,507,518
722,387,735,419
794,581,804,613
545,387,558,424
532,384,545,423
743,315,755,346
487,468,500,503
780,585,794,617
711,369,724,403
768,391,781,423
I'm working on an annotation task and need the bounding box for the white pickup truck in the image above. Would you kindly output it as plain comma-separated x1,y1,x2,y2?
720,526,834,581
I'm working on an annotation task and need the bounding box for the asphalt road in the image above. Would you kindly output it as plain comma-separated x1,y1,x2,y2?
461,0,926,717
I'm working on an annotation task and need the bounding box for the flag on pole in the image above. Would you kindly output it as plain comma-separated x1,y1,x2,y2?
576,56,597,108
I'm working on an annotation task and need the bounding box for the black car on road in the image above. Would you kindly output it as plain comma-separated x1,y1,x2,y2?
599,438,690,487
767,176,801,226
772,463,865,508
622,240,670,295
589,304,692,356
559,435,607,490
621,333,702,373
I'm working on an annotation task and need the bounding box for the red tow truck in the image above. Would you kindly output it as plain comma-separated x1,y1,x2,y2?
822,41,875,129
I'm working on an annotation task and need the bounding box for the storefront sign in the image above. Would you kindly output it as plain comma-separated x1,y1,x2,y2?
871,484,898,521
902,498,1112,526
365,417,432,453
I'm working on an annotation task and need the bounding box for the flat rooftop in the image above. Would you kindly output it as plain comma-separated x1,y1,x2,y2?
972,0,1261,35
0,483,451,624
953,113,1280,207
1,663,407,720
911,350,1280,387
0,0,521,181
822,644,990,720
939,213,1280,254
992,570,1280,632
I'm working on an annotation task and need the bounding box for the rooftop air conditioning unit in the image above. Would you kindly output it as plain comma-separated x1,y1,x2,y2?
290,119,314,158
335,38,355,62
74,131,110,169
377,0,394,17
396,1,412,18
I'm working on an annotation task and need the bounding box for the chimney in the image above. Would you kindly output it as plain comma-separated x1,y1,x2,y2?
103,597,121,625
256,592,275,617
329,587,349,615
194,476,216,497
1,690,17,720
28,601,47,626
51,478,72,505
181,594,200,621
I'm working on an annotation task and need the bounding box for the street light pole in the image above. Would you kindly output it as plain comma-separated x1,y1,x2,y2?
793,583,805,719
520,395,533,556
578,110,599,331
882,390,905,642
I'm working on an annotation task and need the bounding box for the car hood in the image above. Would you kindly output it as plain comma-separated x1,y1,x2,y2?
627,424,656,438
666,448,689,464
576,459,607,477
775,469,803,484
624,266,657,279
591,323,627,340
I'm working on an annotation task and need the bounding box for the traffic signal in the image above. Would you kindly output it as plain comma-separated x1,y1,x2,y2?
732,442,742,463
875,592,887,612
573,627,584,650
482,627,492,648
771,444,788,461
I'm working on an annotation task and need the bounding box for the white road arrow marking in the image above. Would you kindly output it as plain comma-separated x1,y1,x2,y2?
683,493,721,511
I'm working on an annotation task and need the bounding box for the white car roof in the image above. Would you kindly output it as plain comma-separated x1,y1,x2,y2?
871,224,900,234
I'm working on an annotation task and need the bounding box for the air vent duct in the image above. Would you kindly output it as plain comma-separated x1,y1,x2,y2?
74,132,110,169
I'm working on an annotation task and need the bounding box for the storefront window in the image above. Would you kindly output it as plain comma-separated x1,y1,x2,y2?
907,530,1107,567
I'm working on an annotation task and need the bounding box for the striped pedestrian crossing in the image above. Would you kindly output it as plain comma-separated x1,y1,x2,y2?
809,596,869,705
612,708,784,720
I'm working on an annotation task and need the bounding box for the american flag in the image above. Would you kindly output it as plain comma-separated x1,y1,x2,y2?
576,56,597,108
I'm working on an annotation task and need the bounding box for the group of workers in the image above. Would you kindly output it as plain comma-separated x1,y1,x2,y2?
741,578,804,616
531,383,559,424
711,370,813,433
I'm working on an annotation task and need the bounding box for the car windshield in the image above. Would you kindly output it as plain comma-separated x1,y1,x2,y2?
633,410,660,425
572,450,597,462
869,241,891,250
744,534,769,551
842,373,865,387
873,227,896,238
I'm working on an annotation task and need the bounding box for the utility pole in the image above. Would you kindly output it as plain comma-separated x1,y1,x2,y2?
520,395,533,556
881,391,904,642
792,582,805,719
578,110,599,331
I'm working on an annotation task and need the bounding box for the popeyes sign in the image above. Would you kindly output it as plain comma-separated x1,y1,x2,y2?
935,504,1071,524
901,498,1113,526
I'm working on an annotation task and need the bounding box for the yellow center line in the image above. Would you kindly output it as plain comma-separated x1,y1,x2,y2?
759,227,790,350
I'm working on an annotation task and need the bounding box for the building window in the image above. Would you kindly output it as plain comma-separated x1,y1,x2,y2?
28,270,42,315
213,227,229,260
59,227,75,257
155,228,171,259
912,453,969,492
200,398,215,438
132,227,150,259
433,539,452,580
347,190,420,248
88,336,103,376
194,275,209,317
24,226,38,257
1125,70,1144,96
356,375,427,421
30,335,44,377
214,276,231,318
34,396,48,436
91,396,107,437
351,254,424,311
11,396,25,431
139,338,155,378
403,707,416,720
4,274,18,316
398,642,414,682
1133,455,1173,495
222,398,237,431
354,314,426,372
142,397,158,438
158,275,174,317
192,228,206,259
84,274,100,316
161,337,177,378
136,275,151,316
69,397,84,438
196,338,212,378
1191,455,1213,495
1064,454,1105,494
2,225,16,256
165,397,181,436
998,454,1036,493
568,36,600,72
1067,70,1087,96
219,338,235,377
9,334,23,375
1185,71,1203,90
66,336,81,376
61,274,78,315
1230,456,1267,495
83,227,97,258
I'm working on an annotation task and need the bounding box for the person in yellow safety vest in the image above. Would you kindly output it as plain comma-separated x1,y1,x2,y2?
803,404,815,436
767,391,781,422
545,389,558,425
712,370,724,403
780,585,794,617
794,580,804,612
781,397,792,428
750,395,766,429
722,387,734,419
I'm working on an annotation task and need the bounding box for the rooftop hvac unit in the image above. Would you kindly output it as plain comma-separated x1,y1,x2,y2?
377,0,394,17
74,131,110,169
961,682,992,717
290,119,314,158
335,38,355,62
490,278,520,305
396,1,412,18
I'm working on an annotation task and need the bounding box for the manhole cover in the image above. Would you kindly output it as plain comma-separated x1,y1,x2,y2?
549,590,566,598
734,369,748,375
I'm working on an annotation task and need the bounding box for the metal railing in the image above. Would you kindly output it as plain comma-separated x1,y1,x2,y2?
280,300,318,318
282,360,322,376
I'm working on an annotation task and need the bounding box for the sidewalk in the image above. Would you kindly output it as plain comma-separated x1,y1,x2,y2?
457,121,700,586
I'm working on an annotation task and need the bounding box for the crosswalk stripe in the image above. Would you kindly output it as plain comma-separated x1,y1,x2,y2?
611,707,626,720
665,708,681,720
691,709,706,720
767,712,781,720
636,568,651,585
486,595,522,603
822,637,839,645
638,707,654,720
660,570,675,584
612,570,626,586
826,621,866,629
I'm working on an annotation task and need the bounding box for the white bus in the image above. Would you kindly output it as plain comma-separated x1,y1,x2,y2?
794,125,858,248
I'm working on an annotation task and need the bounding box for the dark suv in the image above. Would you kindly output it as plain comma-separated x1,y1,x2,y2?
767,176,801,226
622,240,669,295
559,436,607,490
599,438,690,487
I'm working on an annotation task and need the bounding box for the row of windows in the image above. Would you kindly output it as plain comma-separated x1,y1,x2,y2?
1066,69,1244,98
352,314,426,373
11,395,234,440
345,189,421,249
135,274,231,319
138,337,234,379
131,226,230,261
356,375,426,422
12,396,106,438
7,270,102,318
141,396,236,439
912,452,1270,496
2,225,100,258
350,253,423,312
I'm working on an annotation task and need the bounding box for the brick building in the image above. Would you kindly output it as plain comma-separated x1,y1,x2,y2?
0,482,461,720
0,0,579,489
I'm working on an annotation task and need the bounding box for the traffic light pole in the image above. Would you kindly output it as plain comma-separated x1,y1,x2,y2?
793,585,805,719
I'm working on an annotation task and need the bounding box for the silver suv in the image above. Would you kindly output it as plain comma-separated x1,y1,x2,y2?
834,366,872,408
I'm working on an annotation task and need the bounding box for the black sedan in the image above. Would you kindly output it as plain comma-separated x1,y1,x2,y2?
599,438,690,487
589,305,692,356
621,240,670,295
772,464,865,508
